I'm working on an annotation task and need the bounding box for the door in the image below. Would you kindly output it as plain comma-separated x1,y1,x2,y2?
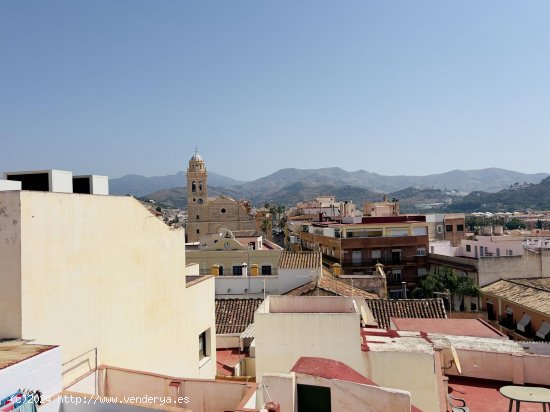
297,384,331,412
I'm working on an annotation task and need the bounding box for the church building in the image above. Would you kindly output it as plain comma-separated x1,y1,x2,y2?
186,150,267,243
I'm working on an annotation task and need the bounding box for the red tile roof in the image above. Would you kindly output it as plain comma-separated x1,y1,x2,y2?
215,298,263,334
366,299,447,329
318,275,378,299
284,271,378,298
278,251,321,269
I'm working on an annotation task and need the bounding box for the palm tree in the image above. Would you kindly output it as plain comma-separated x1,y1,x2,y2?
260,219,272,237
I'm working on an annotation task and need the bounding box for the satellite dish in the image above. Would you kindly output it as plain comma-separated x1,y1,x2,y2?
450,344,462,375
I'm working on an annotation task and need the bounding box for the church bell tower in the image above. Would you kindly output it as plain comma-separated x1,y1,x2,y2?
186,149,208,242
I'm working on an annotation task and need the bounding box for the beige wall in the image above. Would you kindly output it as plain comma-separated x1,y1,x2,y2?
363,351,440,412
187,249,282,276
0,192,22,338
254,300,364,380
0,191,216,385
444,348,550,387
97,366,256,412
477,249,550,286
261,372,411,412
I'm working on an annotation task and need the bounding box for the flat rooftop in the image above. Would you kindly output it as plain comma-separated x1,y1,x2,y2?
361,329,526,354
391,318,506,339
264,295,357,314
0,340,57,370
448,376,549,412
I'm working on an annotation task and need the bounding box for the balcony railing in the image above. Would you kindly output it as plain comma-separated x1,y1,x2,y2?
342,256,424,267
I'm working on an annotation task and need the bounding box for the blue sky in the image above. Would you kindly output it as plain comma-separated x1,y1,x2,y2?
1,1,549,181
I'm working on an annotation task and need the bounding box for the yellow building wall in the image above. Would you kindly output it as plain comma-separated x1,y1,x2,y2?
1,191,216,385
186,249,282,275
363,351,440,412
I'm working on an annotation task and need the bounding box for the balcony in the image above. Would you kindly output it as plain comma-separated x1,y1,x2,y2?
342,256,423,267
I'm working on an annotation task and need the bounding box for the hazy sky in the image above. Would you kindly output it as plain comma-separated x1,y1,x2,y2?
1,1,550,181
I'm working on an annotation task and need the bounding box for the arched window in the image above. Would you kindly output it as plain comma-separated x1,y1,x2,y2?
199,181,203,191
191,181,196,192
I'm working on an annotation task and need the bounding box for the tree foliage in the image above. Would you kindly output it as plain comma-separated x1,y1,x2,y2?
415,267,479,302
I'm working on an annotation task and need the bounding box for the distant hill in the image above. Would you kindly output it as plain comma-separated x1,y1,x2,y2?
110,171,245,197
132,167,549,211
446,177,550,212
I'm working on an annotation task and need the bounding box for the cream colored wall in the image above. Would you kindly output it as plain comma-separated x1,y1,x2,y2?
298,373,411,412
187,249,282,275
0,192,22,339
260,372,411,412
444,349,550,386
363,351,440,412
7,191,215,384
477,250,549,286
254,309,364,380
99,366,255,412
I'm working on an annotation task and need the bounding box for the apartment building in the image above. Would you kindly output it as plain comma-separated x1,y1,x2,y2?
0,171,216,387
298,215,429,297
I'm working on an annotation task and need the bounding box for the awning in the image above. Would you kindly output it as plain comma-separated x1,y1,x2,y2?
517,314,531,333
536,321,550,340
240,323,255,340
506,306,513,315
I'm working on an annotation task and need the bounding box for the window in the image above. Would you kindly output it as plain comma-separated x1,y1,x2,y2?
199,329,211,360
417,267,427,277
352,250,362,264
192,181,196,193
196,215,199,220
466,245,471,252
416,247,426,256
196,229,200,234
261,265,272,275
457,224,464,232
391,249,401,263
232,265,243,276
392,270,402,283
446,225,453,232
437,225,443,234
371,250,381,259
221,208,226,214
219,266,224,276
496,248,500,257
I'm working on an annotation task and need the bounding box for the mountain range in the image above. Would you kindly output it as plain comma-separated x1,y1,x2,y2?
446,177,550,212
109,167,550,211
110,171,244,197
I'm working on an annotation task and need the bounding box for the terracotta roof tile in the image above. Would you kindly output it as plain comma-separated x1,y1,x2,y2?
318,276,378,299
365,299,447,329
481,278,550,315
284,273,378,298
278,251,321,269
215,298,263,334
